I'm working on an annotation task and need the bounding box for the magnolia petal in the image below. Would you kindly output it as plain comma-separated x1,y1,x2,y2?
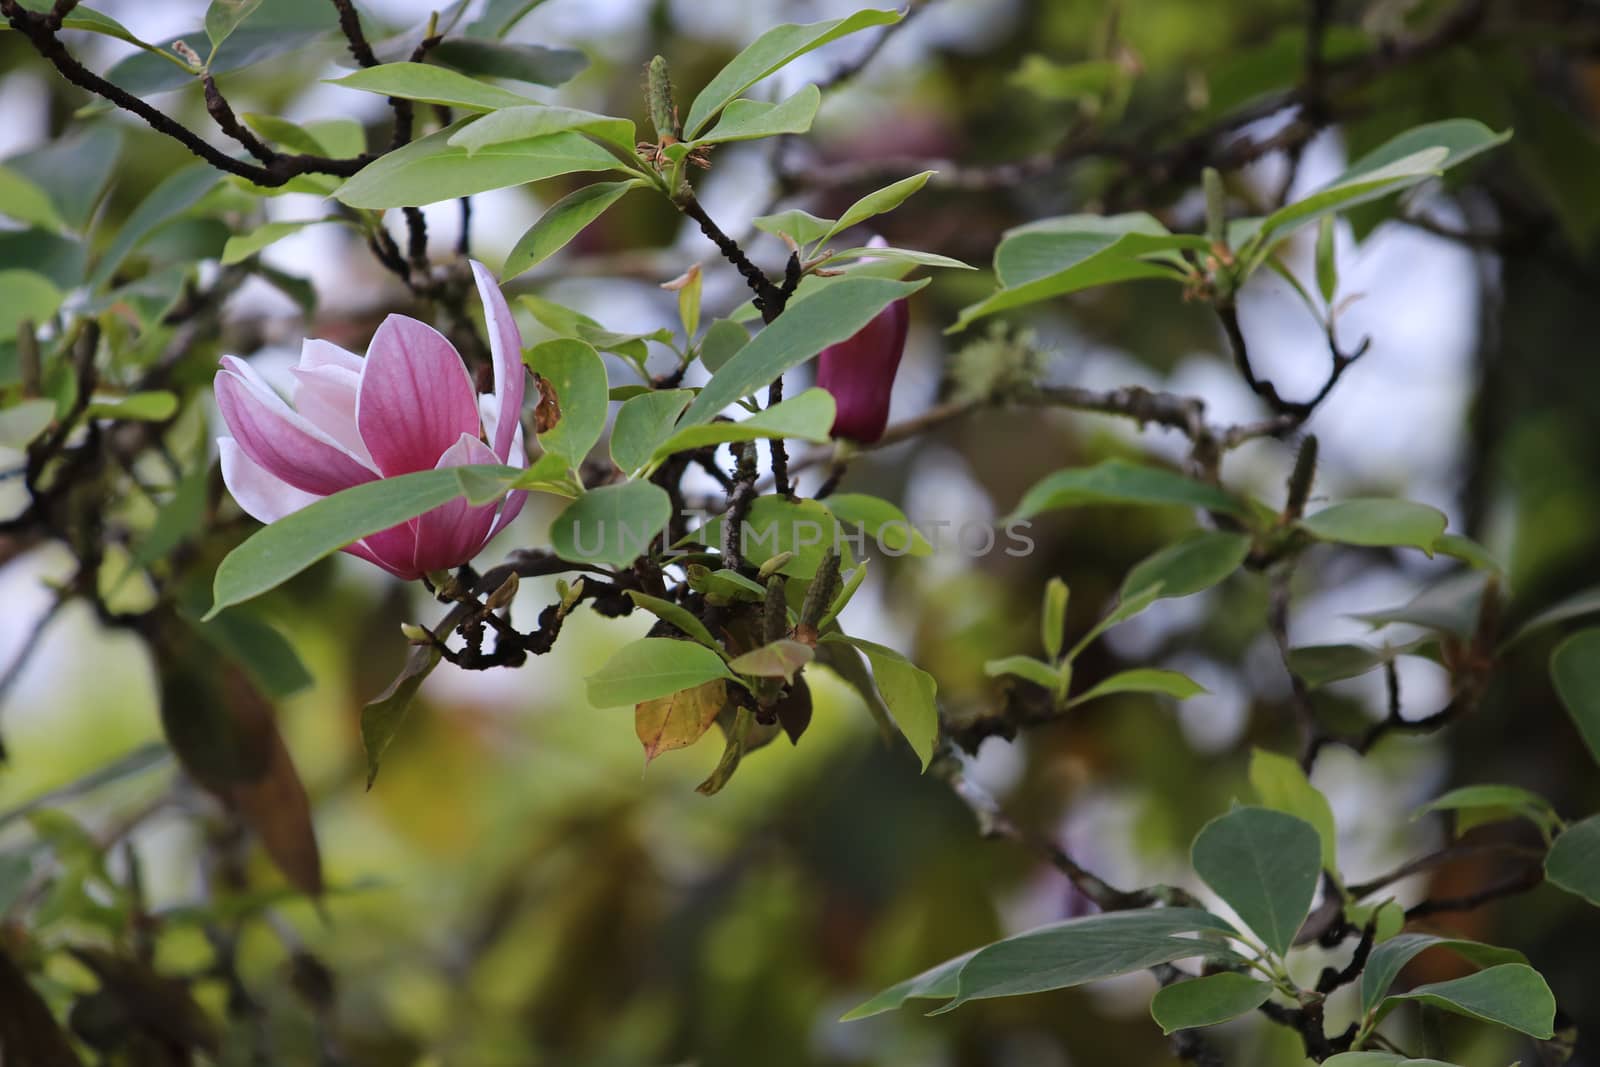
290,363,371,464
357,315,481,477
298,337,364,375
471,260,527,462
815,298,909,444
216,358,377,496
412,432,503,574
487,423,529,539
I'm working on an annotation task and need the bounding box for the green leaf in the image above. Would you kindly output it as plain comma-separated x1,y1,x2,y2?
0,270,63,342
362,644,442,788
0,165,64,231
1352,572,1489,638
427,38,587,88
840,951,977,1020
1546,814,1600,907
104,0,335,96
926,908,1239,1013
209,465,518,616
1287,643,1386,687
1042,576,1069,660
650,388,837,466
326,61,536,111
1191,806,1321,957
1413,785,1559,837
1121,531,1252,601
1011,458,1251,522
1249,749,1338,871
187,608,313,701
611,389,693,473
698,318,750,372
983,655,1061,690
681,276,927,425
823,493,933,557
586,637,735,707
1381,963,1555,1039
204,0,264,52
1505,585,1600,647
449,105,637,154
221,218,345,265
691,84,821,146
1300,498,1448,554
85,391,179,422
464,0,552,37
822,635,938,770
1363,934,1523,1017
950,214,1207,332
1315,215,1338,303
686,566,767,603
817,245,974,271
728,639,813,682
0,398,56,449
624,591,722,653
1068,582,1166,659
818,171,936,246
696,496,851,579
525,338,608,465
1070,668,1205,707
88,164,219,289
752,209,836,247
1551,628,1600,767
548,481,671,568
5,126,121,231
334,123,623,209
682,9,901,138
1323,1055,1463,1067
1150,972,1273,1034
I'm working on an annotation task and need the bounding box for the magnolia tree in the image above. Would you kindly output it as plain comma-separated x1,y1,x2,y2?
1,1,1599,1064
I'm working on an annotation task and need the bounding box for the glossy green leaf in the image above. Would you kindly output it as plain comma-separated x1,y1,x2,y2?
752,209,836,247
1552,628,1600,767
1287,643,1386,687
1300,499,1448,554
362,645,442,788
650,388,836,465
0,398,56,449
1191,806,1321,957
334,123,622,209
1360,934,1528,1018
983,655,1061,690
625,591,722,653
823,493,933,557
5,125,121,231
1011,458,1250,521
1250,749,1338,870
682,277,926,425
697,496,851,579
525,338,608,465
728,639,813,682
220,218,348,265
1150,972,1273,1034
0,165,64,231
450,105,636,153
691,84,821,146
88,164,219,288
1413,784,1559,837
427,38,587,88
85,391,179,422
586,637,735,707
824,634,938,770
0,271,62,345
682,9,901,138
464,0,552,37
611,389,693,473
1121,531,1251,601
950,214,1206,332
840,951,976,1020
1070,668,1205,707
698,318,750,372
326,62,536,111
209,465,518,616
503,180,641,278
926,908,1239,1013
1381,964,1555,1039
817,245,974,271
105,13,331,97
204,0,264,51
189,609,313,701
1546,814,1600,907
818,170,935,246
549,481,671,567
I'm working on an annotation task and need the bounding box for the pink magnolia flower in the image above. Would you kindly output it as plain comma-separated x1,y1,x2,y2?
215,261,528,580
814,296,909,444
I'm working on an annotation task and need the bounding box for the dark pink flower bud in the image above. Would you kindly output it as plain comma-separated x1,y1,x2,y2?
814,297,909,444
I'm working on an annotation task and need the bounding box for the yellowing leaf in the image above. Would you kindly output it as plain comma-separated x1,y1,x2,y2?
636,678,728,765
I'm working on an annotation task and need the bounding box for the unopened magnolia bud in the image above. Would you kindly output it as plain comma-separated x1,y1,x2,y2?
560,577,586,613
764,575,788,644
646,55,679,143
400,622,431,644
799,548,842,630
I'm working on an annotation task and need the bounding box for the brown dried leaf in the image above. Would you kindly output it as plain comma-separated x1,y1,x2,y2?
636,678,726,765
532,372,562,434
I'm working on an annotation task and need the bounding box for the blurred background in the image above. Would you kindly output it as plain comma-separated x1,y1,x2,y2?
3,0,1600,1064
